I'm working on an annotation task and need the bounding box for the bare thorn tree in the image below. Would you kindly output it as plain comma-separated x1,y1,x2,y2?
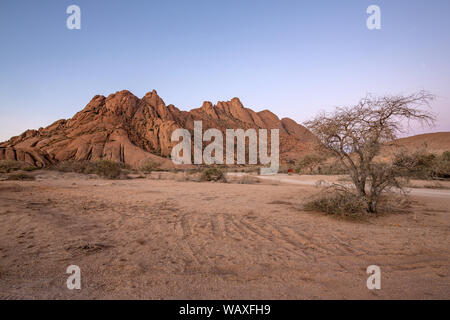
304,91,436,213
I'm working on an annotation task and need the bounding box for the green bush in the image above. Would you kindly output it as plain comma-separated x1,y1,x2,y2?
200,168,226,182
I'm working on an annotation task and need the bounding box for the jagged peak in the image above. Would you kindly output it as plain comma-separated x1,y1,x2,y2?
215,97,244,108
142,89,166,108
143,89,159,98
106,90,137,100
91,94,106,101
201,101,213,109
230,97,243,108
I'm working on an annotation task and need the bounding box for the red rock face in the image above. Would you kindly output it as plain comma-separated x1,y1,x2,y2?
0,90,318,168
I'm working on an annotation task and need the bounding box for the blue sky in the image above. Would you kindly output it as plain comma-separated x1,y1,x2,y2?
1,0,449,141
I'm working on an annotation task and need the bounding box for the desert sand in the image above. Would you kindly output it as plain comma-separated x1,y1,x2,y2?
0,171,449,299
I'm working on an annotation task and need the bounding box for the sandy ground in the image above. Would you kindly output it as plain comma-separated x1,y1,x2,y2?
0,171,449,299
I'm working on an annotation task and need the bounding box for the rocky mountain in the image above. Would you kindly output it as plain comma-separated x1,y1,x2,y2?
0,90,318,168
377,132,450,161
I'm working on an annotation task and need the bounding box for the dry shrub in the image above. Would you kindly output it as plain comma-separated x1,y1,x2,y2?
304,187,367,218
53,160,88,173
241,166,261,173
175,171,201,182
6,172,36,181
227,166,260,174
295,154,326,174
147,171,202,182
147,168,226,183
0,160,37,173
92,160,126,179
376,194,411,214
314,160,347,175
393,150,450,180
200,168,226,182
235,175,259,184
305,91,435,213
53,160,128,179
0,160,21,173
140,159,161,173
304,185,411,218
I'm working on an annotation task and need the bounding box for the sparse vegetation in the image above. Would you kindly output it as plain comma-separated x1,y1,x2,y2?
291,158,348,175
0,160,21,173
140,159,162,174
0,160,37,173
295,154,326,174
6,172,36,181
200,168,227,182
315,161,348,175
234,175,259,184
305,91,435,213
228,166,261,174
53,160,129,179
393,150,450,180
93,160,127,179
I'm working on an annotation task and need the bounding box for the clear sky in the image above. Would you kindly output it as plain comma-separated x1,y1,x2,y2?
1,0,449,142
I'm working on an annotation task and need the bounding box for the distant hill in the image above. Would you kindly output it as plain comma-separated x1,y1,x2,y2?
385,132,450,155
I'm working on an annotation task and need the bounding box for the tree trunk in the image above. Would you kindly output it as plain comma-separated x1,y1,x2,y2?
368,201,377,213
